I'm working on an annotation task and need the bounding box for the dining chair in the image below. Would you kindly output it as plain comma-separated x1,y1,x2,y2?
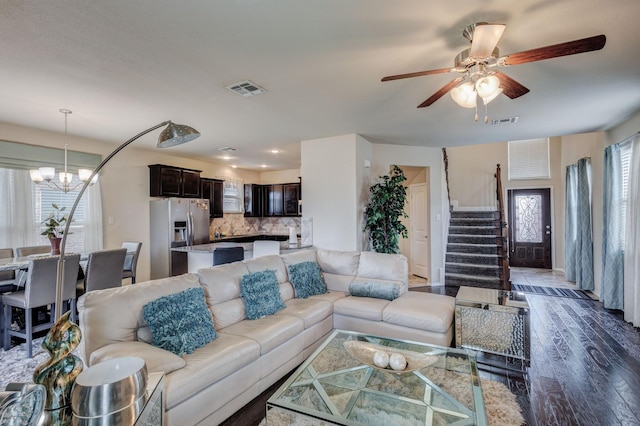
81,248,127,295
213,247,245,265
0,248,16,293
2,253,80,358
15,246,50,257
121,241,142,284
252,240,280,258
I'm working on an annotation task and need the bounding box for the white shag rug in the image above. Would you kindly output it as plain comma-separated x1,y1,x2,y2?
0,337,50,389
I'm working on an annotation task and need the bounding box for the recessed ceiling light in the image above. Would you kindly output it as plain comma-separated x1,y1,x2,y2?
231,165,237,169
222,155,231,160
260,164,268,168
270,149,279,154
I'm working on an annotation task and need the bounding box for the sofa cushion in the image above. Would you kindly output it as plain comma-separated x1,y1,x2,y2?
356,251,408,293
143,287,217,356
244,255,288,283
281,249,317,267
165,333,261,409
90,341,186,374
240,270,286,320
221,314,304,355
348,278,403,301
288,261,328,299
332,296,391,321
210,298,246,330
281,298,333,328
383,292,455,334
322,273,354,293
317,249,360,276
198,262,250,305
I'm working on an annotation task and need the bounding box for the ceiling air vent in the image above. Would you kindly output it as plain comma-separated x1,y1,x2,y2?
225,80,267,97
490,116,519,126
218,147,238,152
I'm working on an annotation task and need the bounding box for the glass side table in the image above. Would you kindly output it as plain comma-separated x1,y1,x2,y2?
135,372,164,426
455,286,530,372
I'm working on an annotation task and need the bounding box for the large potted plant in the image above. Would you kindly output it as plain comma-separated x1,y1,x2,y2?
364,165,408,254
41,203,71,255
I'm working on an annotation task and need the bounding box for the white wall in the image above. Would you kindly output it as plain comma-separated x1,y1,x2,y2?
370,144,446,284
0,121,258,282
300,134,370,251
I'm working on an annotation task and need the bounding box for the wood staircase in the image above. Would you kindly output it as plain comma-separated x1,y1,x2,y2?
445,210,509,289
442,162,511,291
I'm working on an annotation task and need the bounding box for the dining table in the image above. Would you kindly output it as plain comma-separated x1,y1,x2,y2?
0,251,134,288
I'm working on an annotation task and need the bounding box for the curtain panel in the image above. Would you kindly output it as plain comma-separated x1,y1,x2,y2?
601,144,624,309
564,158,594,290
624,135,640,326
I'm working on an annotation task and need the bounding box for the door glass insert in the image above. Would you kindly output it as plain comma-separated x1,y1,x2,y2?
515,194,542,243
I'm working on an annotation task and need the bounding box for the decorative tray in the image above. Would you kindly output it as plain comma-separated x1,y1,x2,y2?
343,340,438,373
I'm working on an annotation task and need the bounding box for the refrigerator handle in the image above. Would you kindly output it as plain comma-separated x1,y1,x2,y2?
187,211,194,246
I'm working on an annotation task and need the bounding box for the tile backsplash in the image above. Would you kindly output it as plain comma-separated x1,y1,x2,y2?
209,214,301,239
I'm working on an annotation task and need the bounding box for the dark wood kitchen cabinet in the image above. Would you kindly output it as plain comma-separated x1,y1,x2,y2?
264,184,284,217
149,164,201,198
201,178,224,218
244,184,264,217
283,183,301,216
244,181,301,217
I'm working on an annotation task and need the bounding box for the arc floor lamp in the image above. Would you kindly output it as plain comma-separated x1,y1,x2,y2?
33,120,201,423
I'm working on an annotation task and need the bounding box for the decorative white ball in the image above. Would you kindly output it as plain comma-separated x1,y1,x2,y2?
372,351,390,368
389,353,407,371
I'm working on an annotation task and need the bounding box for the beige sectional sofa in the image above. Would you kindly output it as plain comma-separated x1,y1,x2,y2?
77,248,455,425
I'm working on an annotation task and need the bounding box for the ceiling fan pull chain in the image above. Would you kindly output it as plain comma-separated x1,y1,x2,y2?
485,103,489,124
474,102,479,122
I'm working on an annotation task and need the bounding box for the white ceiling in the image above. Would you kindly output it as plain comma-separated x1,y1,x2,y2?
1,0,639,171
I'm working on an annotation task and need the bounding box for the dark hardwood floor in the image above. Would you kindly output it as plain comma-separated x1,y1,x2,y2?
221,285,640,426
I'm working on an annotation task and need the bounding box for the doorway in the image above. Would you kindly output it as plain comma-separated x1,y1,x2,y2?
508,188,552,269
398,166,430,281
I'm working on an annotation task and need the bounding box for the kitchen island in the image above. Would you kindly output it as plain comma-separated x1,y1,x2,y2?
171,239,312,273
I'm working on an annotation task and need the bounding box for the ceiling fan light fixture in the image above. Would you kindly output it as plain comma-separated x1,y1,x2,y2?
450,81,477,108
482,88,503,105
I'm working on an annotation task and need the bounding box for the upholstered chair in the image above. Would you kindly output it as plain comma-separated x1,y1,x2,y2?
121,241,142,284
81,248,127,294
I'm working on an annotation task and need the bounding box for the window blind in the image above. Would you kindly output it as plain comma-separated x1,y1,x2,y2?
508,138,550,180
0,140,101,171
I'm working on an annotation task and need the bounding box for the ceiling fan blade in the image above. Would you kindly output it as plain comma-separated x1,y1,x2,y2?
470,23,506,58
494,72,530,99
417,77,463,108
381,67,452,82
502,34,606,66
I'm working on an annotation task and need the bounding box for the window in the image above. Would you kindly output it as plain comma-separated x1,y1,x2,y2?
508,138,550,180
34,177,87,253
620,141,632,250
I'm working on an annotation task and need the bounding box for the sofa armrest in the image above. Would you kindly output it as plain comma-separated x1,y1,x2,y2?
89,341,186,374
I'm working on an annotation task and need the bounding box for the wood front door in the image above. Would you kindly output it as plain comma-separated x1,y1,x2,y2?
508,188,552,268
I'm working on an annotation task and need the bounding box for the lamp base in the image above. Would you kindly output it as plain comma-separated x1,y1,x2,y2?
33,311,83,413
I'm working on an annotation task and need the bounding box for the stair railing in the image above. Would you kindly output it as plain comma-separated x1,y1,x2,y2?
495,164,511,291
443,148,452,211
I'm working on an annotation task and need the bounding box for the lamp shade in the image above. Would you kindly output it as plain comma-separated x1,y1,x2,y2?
450,82,477,108
475,75,501,100
157,123,201,148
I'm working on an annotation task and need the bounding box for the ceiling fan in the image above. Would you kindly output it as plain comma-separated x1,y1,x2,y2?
382,22,606,120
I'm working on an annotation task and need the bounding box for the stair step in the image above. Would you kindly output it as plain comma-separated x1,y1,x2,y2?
448,234,499,244
447,243,499,255
450,211,499,219
446,252,499,266
450,218,498,227
449,226,498,236
444,273,502,289
445,262,501,277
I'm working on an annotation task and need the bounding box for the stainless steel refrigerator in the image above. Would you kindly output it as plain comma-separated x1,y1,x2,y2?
150,198,210,279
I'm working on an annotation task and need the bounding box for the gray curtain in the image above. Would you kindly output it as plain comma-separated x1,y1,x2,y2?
565,158,594,290
601,144,624,309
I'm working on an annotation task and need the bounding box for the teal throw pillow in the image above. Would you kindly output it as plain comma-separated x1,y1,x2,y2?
348,279,402,301
288,261,328,298
143,287,217,356
240,270,286,319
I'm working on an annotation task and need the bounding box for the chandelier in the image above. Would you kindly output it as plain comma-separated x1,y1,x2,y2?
450,64,503,123
29,109,96,192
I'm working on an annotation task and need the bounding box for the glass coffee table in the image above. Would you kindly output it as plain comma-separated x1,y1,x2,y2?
267,330,487,425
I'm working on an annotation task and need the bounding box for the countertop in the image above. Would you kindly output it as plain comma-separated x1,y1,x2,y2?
172,241,312,254
210,233,299,243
